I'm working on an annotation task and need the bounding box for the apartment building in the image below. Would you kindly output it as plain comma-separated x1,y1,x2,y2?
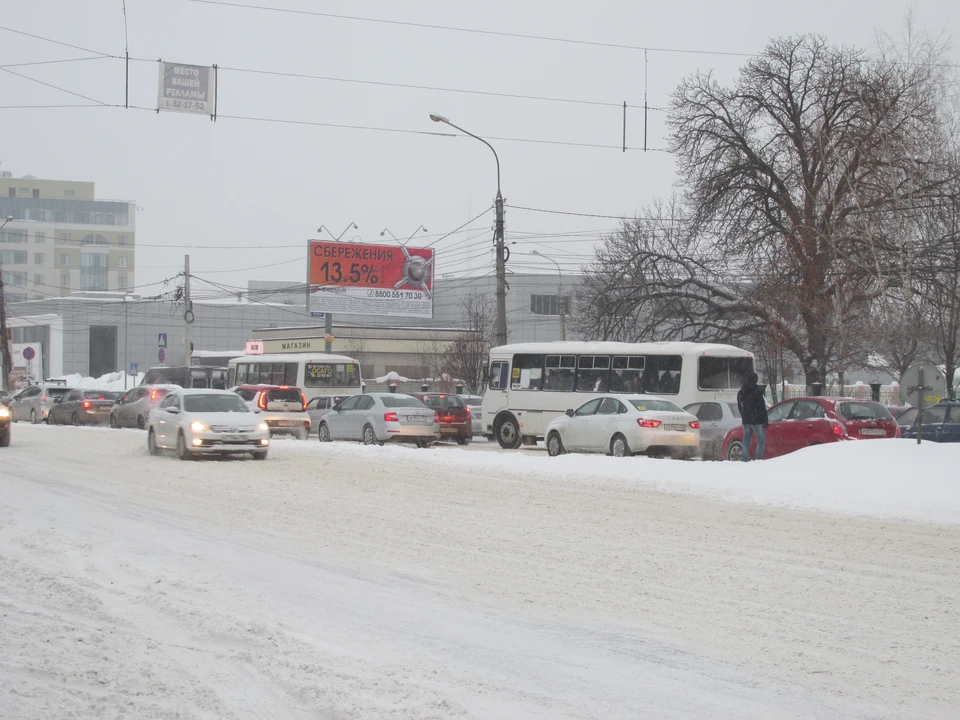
0,171,136,304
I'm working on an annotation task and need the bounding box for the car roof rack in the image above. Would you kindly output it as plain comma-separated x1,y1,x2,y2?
43,378,69,385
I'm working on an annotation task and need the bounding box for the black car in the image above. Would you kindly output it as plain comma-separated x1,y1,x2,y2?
48,389,118,426
900,401,960,443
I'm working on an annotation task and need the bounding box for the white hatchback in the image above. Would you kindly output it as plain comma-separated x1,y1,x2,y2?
147,388,270,461
545,394,700,458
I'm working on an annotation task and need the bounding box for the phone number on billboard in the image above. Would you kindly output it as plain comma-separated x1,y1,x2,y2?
367,289,425,300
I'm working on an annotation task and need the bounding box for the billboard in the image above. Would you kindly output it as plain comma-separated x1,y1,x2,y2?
308,241,434,318
157,62,216,115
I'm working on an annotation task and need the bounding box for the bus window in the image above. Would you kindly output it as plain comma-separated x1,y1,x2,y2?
611,356,644,393
511,354,544,390
641,355,682,394
543,355,576,391
576,355,610,392
489,361,509,390
235,363,248,384
698,356,754,390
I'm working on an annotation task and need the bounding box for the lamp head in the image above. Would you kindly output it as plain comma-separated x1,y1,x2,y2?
532,250,541,256
429,113,449,123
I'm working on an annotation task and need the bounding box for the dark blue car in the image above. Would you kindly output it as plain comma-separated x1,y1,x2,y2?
900,401,960,443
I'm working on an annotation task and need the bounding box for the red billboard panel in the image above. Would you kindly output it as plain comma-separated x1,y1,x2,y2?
307,241,434,318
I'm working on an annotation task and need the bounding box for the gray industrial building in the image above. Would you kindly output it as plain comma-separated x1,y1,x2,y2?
6,273,582,381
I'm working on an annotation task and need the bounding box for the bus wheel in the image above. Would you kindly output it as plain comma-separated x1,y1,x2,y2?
495,415,522,450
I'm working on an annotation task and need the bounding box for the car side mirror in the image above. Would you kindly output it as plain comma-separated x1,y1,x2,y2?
565,408,575,417
167,407,180,414
332,405,341,412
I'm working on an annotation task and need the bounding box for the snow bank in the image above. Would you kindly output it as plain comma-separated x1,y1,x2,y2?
314,438,960,525
51,371,144,392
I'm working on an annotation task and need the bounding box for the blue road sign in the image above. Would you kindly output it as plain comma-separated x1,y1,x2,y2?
129,362,138,376
310,312,325,318
158,347,166,364
158,332,167,348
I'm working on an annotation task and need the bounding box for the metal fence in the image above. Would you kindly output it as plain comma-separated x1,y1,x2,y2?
768,383,902,406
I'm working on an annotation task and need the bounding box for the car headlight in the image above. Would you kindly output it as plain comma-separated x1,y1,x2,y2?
190,421,208,432
258,422,269,431
0,407,9,418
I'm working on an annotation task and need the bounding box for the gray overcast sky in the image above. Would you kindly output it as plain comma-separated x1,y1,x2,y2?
2,0,958,296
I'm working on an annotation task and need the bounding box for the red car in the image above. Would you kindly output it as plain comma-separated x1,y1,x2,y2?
408,393,472,444
721,396,899,461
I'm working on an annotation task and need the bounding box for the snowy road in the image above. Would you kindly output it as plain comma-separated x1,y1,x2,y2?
2,425,959,719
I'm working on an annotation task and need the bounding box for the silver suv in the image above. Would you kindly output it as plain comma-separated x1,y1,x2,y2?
8,380,74,424
111,384,179,429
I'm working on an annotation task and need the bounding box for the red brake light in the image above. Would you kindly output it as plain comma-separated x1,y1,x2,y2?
150,389,158,400
257,392,267,410
433,412,440,423
831,421,846,436
384,411,399,422
465,406,472,414
41,394,47,401
637,418,661,428
300,392,307,410
689,421,700,429
82,401,91,409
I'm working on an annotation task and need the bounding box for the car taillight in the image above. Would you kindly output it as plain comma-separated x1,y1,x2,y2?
831,421,846,436
41,394,47,401
300,392,307,410
689,421,700,429
433,412,440,423
150,389,158,401
896,425,901,438
384,411,399,422
637,419,662,428
465,406,472,414
258,393,267,410
82,401,91,409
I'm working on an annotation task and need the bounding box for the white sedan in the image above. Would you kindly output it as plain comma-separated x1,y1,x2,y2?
545,394,701,458
146,388,271,461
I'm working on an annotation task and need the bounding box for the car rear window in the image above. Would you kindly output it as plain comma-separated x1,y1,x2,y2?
628,398,684,413
266,388,302,403
84,390,116,400
47,387,72,398
726,402,741,418
836,402,893,420
381,396,427,409
423,395,465,409
183,394,249,413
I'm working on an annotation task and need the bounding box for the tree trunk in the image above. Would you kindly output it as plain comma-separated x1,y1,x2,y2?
804,365,827,396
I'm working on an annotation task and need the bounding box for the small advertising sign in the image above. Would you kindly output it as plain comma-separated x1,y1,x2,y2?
307,241,434,318
158,62,216,115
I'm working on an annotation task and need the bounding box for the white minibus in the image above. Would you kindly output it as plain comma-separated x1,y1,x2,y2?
227,353,362,400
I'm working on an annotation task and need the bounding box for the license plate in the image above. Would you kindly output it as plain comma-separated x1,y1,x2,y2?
441,427,457,433
406,416,430,423
228,435,245,441
664,424,687,431
860,428,886,436
277,420,297,427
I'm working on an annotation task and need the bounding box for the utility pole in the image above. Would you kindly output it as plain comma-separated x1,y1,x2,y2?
183,254,192,367
0,215,14,390
123,294,129,390
429,114,508,346
317,223,357,355
494,189,507,347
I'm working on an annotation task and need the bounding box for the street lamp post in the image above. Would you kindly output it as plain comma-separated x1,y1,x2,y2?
429,113,508,347
380,226,428,244
316,223,358,354
532,250,565,341
0,215,15,390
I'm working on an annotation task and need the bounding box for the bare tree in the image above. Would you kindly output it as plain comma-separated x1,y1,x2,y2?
446,292,495,394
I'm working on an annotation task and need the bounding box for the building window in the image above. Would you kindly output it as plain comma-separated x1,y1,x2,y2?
118,275,126,289
118,256,128,268
35,231,45,244
32,189,40,199
0,250,27,264
60,253,70,265
7,188,14,197
80,252,108,290
34,273,44,286
18,187,30,195
34,252,44,265
61,273,70,288
0,229,26,244
59,232,71,243
8,293,27,303
2,271,27,286
34,294,43,301
119,235,128,246
530,293,573,316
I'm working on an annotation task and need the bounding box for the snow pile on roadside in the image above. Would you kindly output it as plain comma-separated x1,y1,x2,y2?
301,439,960,524
51,371,144,392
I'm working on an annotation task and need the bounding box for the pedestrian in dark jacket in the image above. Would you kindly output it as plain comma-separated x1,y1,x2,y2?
737,373,768,461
